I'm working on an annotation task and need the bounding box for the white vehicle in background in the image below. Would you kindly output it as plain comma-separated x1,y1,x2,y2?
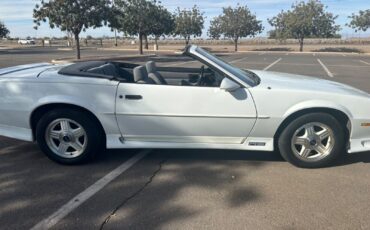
0,45,369,168
18,39,36,45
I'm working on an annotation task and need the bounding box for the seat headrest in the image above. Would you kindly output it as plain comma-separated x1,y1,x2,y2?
133,66,148,82
146,61,157,73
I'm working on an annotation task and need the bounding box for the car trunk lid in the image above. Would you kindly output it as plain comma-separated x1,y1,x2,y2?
0,63,53,77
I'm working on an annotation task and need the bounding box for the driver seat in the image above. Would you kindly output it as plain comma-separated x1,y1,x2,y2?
146,61,167,85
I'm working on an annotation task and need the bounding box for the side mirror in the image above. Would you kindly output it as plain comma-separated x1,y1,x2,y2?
220,78,241,92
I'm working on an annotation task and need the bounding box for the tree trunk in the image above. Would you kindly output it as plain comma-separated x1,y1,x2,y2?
114,30,118,47
139,33,143,55
144,35,148,50
74,33,81,59
185,36,190,46
155,36,159,50
299,38,304,52
234,38,238,52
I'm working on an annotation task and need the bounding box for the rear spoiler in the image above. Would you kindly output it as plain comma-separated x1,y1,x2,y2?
0,63,52,76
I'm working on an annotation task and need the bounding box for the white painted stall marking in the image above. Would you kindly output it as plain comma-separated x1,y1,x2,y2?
317,59,334,77
263,58,282,71
359,60,370,66
230,57,248,64
31,150,150,230
166,60,198,67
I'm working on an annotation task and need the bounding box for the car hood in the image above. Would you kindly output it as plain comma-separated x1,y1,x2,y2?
250,70,370,98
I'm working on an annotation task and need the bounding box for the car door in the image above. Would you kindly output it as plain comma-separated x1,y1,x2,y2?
115,82,257,144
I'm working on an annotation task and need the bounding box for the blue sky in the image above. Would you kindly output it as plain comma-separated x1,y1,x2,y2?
1,0,369,38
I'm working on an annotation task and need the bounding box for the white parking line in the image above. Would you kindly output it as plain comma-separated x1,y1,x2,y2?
313,53,316,57
31,150,150,230
317,59,334,77
359,60,370,65
165,60,198,67
229,56,248,64
263,58,282,71
258,52,266,55
342,54,346,57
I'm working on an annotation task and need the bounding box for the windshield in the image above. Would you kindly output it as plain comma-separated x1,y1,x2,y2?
194,47,260,86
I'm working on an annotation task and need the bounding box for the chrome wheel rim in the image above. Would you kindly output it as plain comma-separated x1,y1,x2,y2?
45,118,87,158
291,122,335,162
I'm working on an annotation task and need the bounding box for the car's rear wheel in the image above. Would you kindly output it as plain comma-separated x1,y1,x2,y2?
36,109,104,164
278,113,345,168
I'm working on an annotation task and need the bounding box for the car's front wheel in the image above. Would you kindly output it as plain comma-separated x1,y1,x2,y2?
36,109,104,165
278,113,345,168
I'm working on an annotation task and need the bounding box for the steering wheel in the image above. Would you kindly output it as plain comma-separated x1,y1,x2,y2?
197,65,205,86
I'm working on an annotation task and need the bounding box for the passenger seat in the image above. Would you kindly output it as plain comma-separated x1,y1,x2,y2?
133,66,156,84
146,61,167,85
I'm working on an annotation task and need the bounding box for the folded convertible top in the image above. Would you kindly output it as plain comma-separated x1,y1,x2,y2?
58,61,111,78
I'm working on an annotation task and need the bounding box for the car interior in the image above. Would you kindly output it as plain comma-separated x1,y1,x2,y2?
58,58,225,87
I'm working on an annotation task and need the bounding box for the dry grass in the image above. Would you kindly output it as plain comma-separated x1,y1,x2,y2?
2,38,370,53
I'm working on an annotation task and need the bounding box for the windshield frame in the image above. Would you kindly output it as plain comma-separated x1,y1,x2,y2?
185,45,260,87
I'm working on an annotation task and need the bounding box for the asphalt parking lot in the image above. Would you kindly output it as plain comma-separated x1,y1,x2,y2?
1,47,370,230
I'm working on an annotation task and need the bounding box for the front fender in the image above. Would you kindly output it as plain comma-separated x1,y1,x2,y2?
283,100,353,120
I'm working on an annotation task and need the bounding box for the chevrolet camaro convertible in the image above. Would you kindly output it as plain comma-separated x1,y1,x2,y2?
1,45,369,168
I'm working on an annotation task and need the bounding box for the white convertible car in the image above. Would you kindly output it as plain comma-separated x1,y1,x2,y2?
0,45,369,168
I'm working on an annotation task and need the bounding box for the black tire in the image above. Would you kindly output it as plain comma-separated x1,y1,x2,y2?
36,108,104,165
278,113,345,168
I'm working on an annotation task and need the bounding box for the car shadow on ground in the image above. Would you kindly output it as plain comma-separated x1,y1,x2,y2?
336,151,370,165
75,148,270,229
144,148,370,167
148,149,284,162
94,149,370,229
1,137,370,229
0,137,138,229
94,148,367,229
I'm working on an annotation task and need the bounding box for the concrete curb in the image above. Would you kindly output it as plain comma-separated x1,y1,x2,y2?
51,54,156,64
57,47,99,51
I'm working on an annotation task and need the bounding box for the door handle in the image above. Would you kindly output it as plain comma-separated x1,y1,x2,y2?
125,95,143,100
